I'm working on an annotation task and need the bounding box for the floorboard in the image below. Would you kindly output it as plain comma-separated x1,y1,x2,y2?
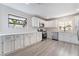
7,39,79,56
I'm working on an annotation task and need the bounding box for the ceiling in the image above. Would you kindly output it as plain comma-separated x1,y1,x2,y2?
2,3,79,20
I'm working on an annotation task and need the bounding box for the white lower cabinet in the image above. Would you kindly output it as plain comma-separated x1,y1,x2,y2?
24,32,42,48
24,34,30,47
69,34,78,44
0,44,2,55
15,35,24,50
30,33,37,45
3,35,14,54
30,32,42,45
0,37,2,55
59,32,79,44
0,32,42,55
19,34,24,48
36,32,42,42
39,32,42,41
15,35,21,50
24,32,42,47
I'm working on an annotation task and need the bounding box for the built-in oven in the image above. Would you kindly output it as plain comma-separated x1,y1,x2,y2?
42,31,47,41
37,28,47,41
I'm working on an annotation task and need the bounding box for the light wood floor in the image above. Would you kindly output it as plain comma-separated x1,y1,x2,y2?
7,39,79,56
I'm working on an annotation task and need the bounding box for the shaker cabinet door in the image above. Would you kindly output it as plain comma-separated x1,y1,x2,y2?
36,33,42,42
24,34,30,47
3,35,14,54
19,35,24,48
30,34,37,45
15,35,21,50
0,37,2,55
15,35,24,50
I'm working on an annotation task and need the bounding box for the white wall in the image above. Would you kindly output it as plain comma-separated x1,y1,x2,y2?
0,4,36,35
45,20,57,28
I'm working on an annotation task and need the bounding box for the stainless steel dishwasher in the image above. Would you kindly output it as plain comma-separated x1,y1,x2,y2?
52,32,58,41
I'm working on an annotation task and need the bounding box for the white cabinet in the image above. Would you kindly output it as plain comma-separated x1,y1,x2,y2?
15,35,21,50
36,32,42,42
0,37,2,55
24,34,30,47
47,32,53,39
39,32,42,41
19,34,24,48
24,32,42,46
59,32,78,44
30,33,37,45
15,34,24,50
59,32,71,42
2,35,15,54
0,32,42,55
32,17,46,28
32,17,40,27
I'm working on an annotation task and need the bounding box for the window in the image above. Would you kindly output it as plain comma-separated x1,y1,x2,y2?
8,14,27,28
58,21,72,32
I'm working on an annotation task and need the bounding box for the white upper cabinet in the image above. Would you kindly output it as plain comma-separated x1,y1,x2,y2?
32,17,46,28
32,17,40,27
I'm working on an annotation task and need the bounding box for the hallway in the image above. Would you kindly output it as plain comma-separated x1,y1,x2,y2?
7,39,79,56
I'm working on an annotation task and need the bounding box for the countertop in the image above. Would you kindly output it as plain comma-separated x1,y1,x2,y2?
0,32,42,36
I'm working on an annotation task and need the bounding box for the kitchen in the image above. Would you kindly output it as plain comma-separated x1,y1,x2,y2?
32,14,79,44
0,3,79,56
